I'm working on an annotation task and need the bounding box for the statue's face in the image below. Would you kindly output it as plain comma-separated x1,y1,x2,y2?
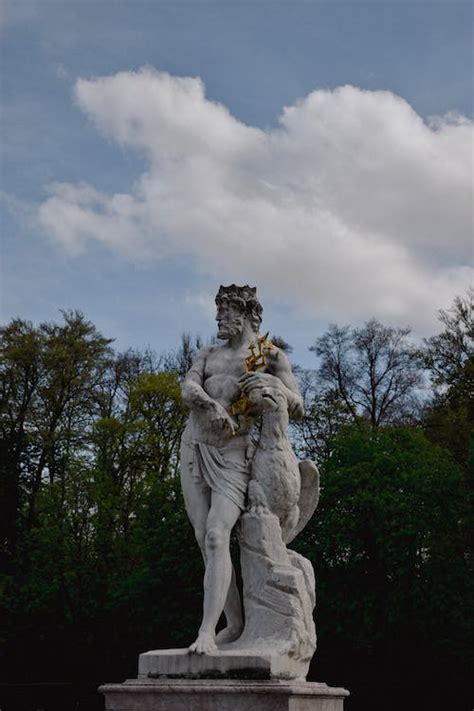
215,298,246,340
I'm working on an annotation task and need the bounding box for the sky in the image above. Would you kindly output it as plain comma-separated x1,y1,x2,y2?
1,0,473,367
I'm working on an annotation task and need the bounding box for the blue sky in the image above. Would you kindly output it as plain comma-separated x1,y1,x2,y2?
1,0,473,366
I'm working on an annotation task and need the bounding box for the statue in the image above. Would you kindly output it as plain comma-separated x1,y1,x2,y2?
100,286,349,707
180,284,319,671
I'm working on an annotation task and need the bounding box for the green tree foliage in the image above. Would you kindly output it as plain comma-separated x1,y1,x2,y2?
421,290,474,597
0,316,200,690
0,309,472,711
0,312,113,564
295,424,472,709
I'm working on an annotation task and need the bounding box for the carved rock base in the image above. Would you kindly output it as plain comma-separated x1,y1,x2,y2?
99,678,349,711
232,509,316,678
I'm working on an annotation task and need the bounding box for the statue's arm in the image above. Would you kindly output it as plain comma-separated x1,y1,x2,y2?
181,347,216,411
270,349,304,419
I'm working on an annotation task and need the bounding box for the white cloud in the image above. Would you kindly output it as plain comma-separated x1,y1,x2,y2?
37,68,473,332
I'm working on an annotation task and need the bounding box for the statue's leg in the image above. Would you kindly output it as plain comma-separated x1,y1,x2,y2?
180,441,243,651
194,534,243,647
189,491,241,654
180,440,211,555
215,563,243,646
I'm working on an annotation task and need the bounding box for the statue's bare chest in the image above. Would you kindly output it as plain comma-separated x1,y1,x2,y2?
202,347,249,404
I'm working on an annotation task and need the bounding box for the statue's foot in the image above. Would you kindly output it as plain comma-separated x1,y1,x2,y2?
188,631,217,654
215,622,244,646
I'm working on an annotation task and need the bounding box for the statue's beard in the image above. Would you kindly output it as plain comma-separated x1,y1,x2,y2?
217,317,245,340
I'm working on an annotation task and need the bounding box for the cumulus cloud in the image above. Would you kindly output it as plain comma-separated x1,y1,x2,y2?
37,68,473,331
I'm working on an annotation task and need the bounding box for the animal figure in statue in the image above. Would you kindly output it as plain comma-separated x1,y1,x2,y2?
248,385,320,544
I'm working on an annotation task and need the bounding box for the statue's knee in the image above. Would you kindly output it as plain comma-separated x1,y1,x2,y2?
205,525,228,551
194,526,206,550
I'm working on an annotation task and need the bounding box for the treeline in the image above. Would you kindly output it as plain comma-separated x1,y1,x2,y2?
0,293,472,711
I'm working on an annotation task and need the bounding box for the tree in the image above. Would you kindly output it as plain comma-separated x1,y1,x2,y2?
423,288,473,392
0,314,196,693
1,310,472,711
422,290,473,467
291,368,352,462
162,333,203,378
295,424,473,710
0,311,113,563
310,319,421,427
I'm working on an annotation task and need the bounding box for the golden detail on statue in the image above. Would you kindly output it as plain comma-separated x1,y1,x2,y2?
230,332,273,422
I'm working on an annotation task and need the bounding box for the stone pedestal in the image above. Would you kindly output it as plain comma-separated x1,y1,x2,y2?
138,647,308,681
99,678,349,711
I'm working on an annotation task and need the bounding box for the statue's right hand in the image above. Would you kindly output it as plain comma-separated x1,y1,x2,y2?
208,402,237,435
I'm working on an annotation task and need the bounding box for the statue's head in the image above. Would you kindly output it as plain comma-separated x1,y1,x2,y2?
215,284,263,340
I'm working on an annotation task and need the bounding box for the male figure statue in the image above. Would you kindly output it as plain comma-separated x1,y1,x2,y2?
180,285,303,654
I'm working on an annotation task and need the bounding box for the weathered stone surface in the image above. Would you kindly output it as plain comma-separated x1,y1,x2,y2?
228,509,317,679
138,647,307,680
99,678,349,711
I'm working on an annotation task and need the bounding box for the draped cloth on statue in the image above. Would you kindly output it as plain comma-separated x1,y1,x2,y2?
192,441,250,511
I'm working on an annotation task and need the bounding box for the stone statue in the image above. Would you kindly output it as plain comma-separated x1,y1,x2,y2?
100,286,349,706
180,284,319,674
